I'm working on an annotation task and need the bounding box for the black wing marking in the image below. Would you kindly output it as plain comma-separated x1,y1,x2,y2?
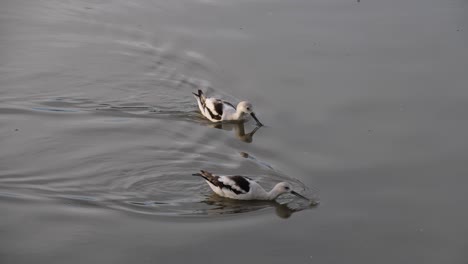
228,176,251,193
222,100,236,110
214,101,224,117
192,89,203,98
193,90,231,121
193,170,250,195
205,99,223,120
193,89,208,111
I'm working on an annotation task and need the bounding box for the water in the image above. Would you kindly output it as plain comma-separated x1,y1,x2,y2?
1,0,467,263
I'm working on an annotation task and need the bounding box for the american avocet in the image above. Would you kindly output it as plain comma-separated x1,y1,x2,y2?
192,170,309,201
192,89,263,126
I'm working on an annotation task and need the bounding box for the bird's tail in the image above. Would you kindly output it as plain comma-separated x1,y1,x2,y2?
192,170,215,181
192,89,206,104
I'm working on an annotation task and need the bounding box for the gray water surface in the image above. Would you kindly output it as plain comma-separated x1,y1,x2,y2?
1,0,468,263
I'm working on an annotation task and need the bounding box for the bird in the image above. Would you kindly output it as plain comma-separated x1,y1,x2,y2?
192,170,309,201
192,89,263,126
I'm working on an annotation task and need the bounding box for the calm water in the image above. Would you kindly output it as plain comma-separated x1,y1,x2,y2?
1,0,468,263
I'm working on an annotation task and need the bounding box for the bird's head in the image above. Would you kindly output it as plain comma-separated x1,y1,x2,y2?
237,101,263,126
271,182,309,201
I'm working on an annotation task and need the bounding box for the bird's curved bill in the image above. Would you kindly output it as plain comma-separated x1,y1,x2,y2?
250,113,263,126
290,190,309,201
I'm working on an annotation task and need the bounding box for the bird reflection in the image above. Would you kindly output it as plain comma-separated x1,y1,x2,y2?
200,193,317,219
209,122,262,143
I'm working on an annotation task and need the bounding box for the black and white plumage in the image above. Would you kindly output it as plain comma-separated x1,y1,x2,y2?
192,89,263,126
192,170,309,201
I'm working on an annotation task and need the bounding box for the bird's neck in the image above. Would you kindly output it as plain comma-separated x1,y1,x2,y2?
266,188,282,200
233,109,245,120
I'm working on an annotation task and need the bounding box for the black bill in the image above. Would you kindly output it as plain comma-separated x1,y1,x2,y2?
250,113,263,126
290,190,310,201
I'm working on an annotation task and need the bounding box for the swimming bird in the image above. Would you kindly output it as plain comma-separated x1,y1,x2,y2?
192,170,309,201
192,89,263,126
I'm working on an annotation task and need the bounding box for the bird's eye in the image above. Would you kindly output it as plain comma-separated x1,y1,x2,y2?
285,186,290,190
247,107,251,111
